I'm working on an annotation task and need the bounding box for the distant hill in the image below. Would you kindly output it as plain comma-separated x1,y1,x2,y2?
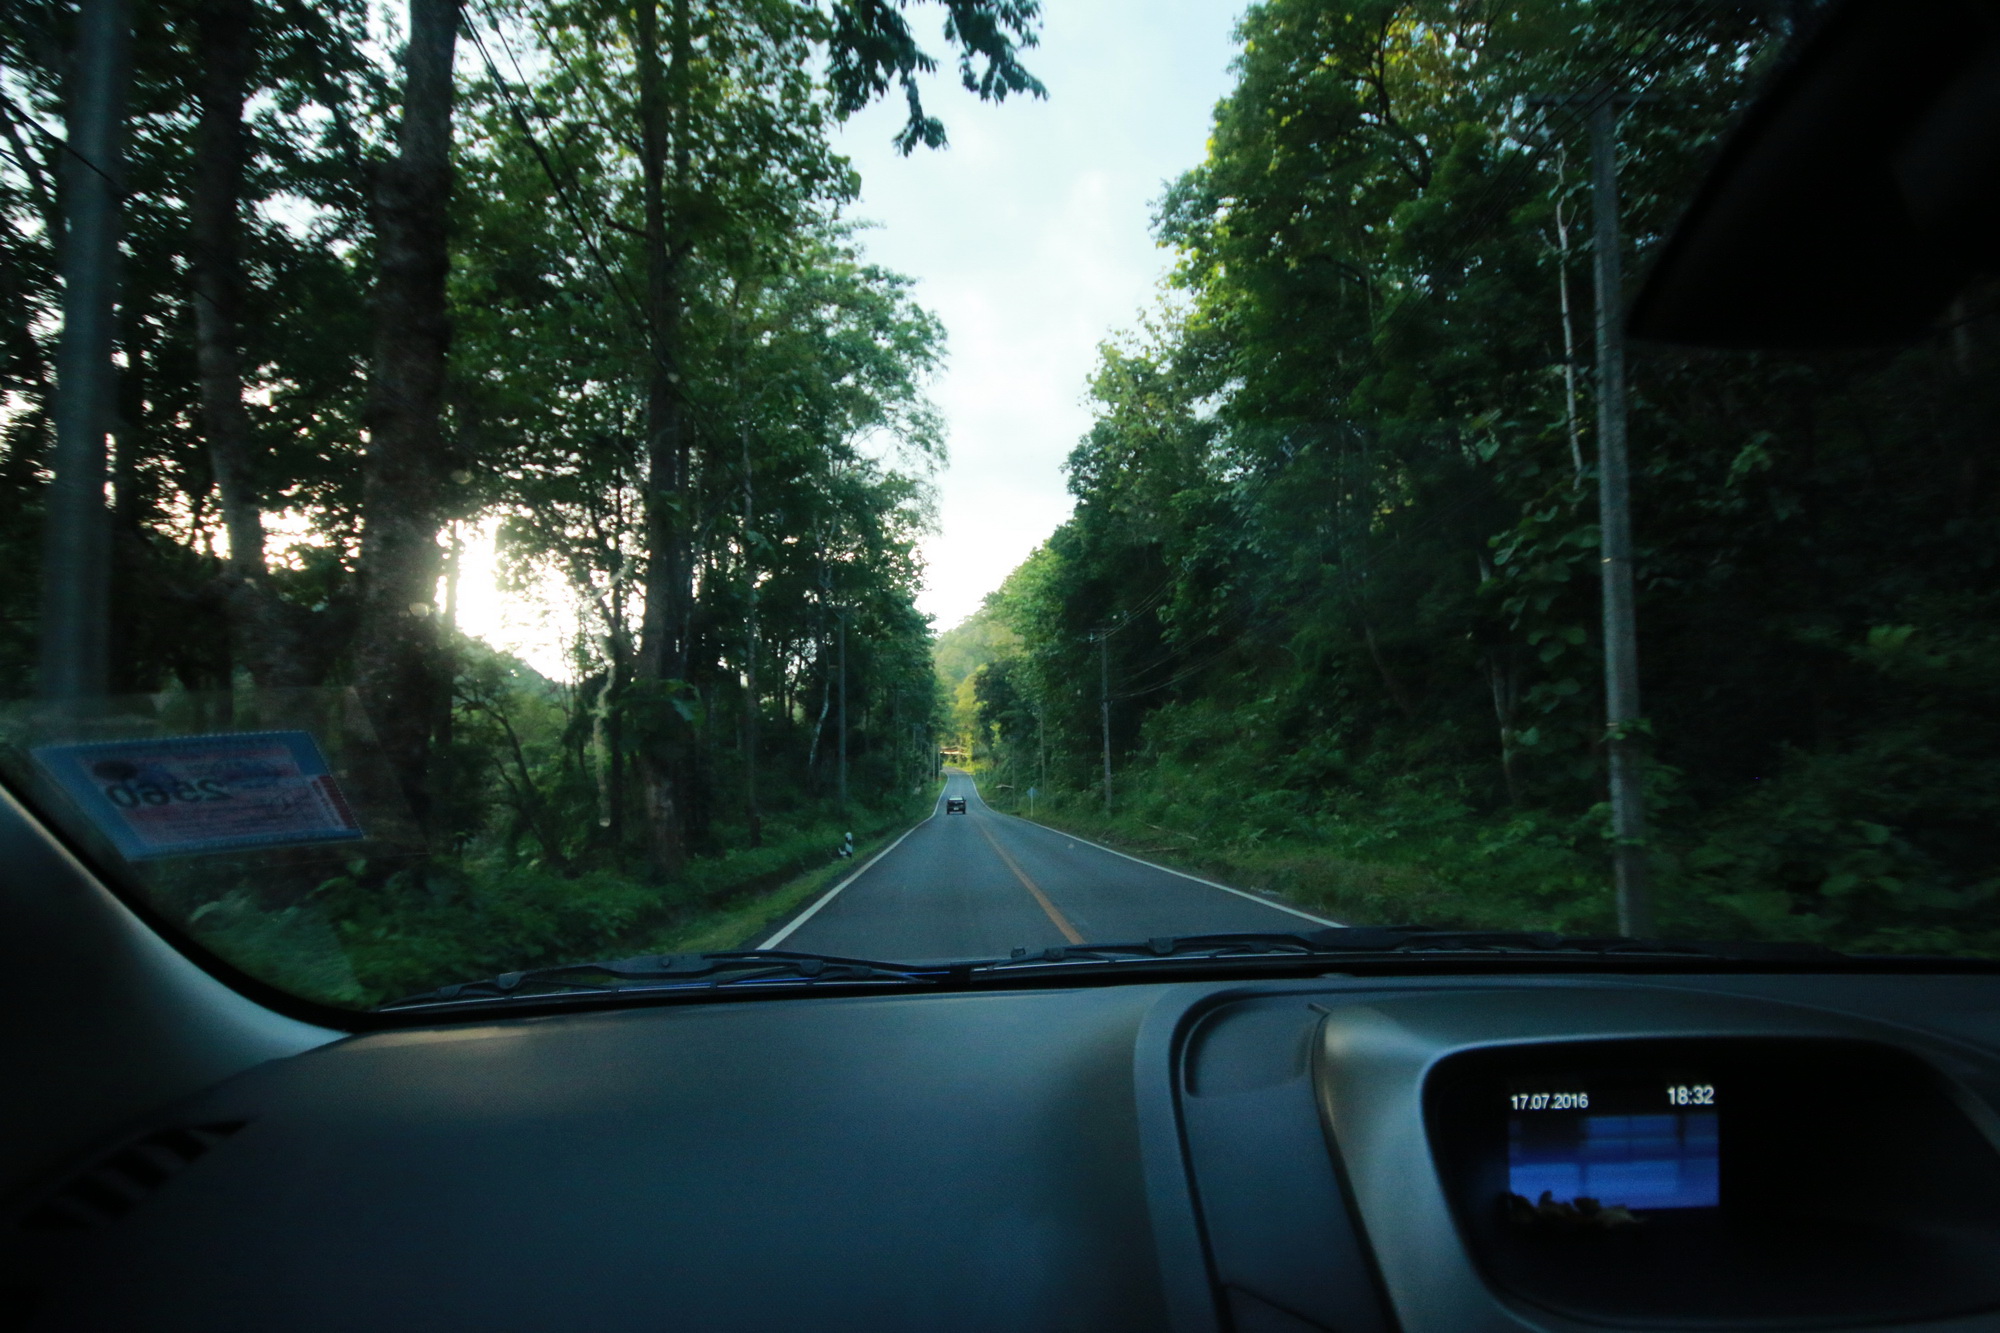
933,550,1057,755
933,601,1019,695
935,601,1019,753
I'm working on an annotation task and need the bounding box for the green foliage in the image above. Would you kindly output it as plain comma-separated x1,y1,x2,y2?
991,692,1611,934
961,0,2000,955
934,600,1019,696
235,791,933,1005
1671,610,2000,954
182,892,370,1008
0,0,1032,1002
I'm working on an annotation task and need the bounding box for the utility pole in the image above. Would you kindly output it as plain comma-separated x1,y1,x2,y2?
1529,88,1651,936
1587,95,1649,938
39,0,132,704
1096,631,1113,814
836,609,848,810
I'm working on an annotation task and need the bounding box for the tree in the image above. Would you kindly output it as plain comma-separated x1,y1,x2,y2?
987,0,2000,949
0,0,984,994
353,0,462,827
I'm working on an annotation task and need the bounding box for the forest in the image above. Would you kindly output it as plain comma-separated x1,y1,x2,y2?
950,0,2000,955
0,0,1049,1001
10,0,1999,1000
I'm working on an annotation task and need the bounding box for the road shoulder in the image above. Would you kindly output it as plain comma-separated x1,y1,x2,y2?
987,803,1343,929
749,790,946,950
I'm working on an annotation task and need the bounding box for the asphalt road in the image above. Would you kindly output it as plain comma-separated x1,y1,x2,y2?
763,770,1335,960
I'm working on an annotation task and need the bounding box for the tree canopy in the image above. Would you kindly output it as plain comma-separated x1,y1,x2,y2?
0,0,1044,1001
963,0,2000,955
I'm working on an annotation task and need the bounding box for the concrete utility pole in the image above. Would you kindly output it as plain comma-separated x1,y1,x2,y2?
40,0,132,704
1528,88,1652,936
1586,93,1650,937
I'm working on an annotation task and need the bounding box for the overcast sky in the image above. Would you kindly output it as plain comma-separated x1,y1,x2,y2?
834,1,1246,633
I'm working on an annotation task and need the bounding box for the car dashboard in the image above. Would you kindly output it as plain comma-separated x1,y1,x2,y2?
8,969,2000,1332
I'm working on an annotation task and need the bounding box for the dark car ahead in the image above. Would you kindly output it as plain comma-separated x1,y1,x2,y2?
945,797,967,814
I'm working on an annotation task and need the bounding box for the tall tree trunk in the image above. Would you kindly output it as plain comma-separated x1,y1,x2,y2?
106,310,144,697
608,610,628,844
806,648,830,781
354,0,458,829
190,0,311,690
1485,651,1521,804
39,0,130,704
633,0,691,877
436,521,460,748
593,648,619,835
191,0,260,581
740,422,762,846
1553,148,1586,489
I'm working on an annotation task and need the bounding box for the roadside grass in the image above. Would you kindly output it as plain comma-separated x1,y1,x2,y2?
645,817,927,955
980,779,1616,936
180,786,941,1007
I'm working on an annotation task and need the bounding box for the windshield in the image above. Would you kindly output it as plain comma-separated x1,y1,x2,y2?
1,0,1990,1011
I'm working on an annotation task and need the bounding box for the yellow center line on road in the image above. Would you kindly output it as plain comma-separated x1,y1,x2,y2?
975,815,1084,945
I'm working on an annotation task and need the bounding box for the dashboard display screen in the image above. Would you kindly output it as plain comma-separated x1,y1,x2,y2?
1507,1077,1719,1211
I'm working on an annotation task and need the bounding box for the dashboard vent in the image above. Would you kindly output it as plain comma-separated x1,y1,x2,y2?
20,1121,247,1233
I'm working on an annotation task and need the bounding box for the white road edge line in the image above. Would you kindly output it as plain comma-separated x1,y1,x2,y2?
756,785,947,950
995,798,1344,929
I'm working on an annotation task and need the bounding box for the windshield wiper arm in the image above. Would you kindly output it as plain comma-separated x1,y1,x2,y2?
985,926,1842,969
380,929,1849,1009
380,949,954,1009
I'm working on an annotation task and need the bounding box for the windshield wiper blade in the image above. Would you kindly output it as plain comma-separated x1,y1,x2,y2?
1304,926,1843,959
984,926,1843,969
1300,926,1842,958
380,949,953,1009
379,929,1849,1009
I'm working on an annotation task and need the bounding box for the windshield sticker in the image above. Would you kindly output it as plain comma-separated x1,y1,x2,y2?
33,731,365,860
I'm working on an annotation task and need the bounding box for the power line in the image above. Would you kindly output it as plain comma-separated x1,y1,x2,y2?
462,2,648,338
1353,0,1746,364
459,1,783,566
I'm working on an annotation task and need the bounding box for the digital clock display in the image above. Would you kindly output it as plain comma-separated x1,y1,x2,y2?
1506,1075,1720,1212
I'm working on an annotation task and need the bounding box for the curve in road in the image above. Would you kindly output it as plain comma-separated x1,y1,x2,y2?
762,770,1336,961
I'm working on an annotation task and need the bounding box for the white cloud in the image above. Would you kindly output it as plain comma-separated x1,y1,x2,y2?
452,1,1246,673
835,0,1244,632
